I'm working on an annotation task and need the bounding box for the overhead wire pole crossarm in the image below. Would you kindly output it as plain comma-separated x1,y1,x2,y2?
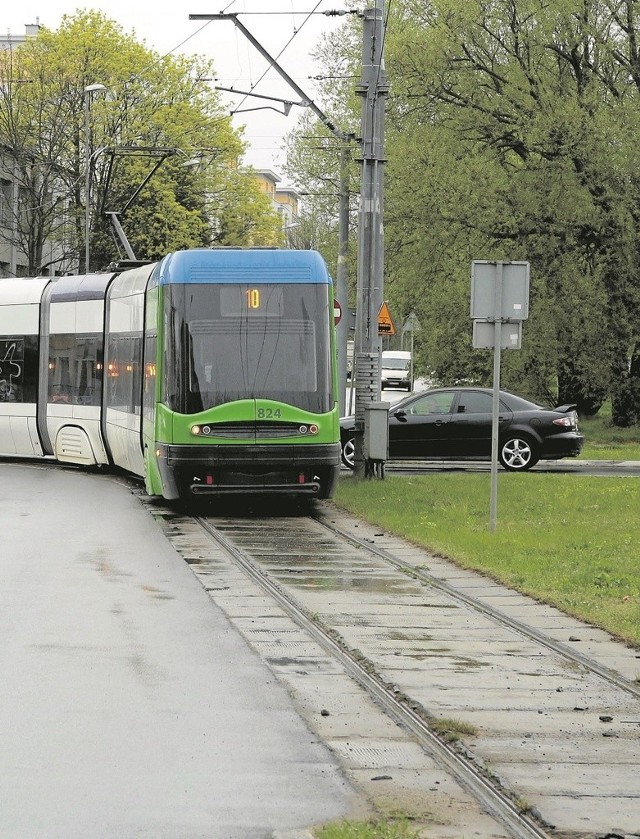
213,86,301,116
188,13,351,142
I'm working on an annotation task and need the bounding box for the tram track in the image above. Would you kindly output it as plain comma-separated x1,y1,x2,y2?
194,515,551,839
145,496,640,838
311,508,640,702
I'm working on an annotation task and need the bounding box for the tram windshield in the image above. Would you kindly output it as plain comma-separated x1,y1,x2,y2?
164,283,332,414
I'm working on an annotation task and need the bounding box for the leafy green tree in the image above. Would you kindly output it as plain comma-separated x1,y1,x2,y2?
382,0,640,418
286,1,640,423
0,41,78,274
213,166,283,247
0,10,281,274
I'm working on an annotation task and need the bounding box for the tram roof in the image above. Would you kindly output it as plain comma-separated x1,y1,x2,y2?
48,272,117,302
156,248,332,285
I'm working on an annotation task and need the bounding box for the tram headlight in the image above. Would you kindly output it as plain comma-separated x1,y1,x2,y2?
192,425,212,436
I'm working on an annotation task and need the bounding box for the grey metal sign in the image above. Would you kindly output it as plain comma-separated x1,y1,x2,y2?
471,260,530,321
470,259,530,534
473,320,522,350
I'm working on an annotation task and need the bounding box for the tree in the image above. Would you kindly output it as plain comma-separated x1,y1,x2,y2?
0,11,282,274
0,46,77,274
382,0,640,417
285,1,640,423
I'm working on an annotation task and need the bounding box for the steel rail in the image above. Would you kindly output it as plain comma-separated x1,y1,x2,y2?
195,514,552,839
313,510,640,700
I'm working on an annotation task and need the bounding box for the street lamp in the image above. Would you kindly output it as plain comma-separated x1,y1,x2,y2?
84,83,107,272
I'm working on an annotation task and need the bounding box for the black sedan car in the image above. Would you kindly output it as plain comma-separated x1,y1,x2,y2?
340,387,585,471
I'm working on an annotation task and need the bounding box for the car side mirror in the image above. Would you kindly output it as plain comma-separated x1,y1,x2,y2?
393,409,406,420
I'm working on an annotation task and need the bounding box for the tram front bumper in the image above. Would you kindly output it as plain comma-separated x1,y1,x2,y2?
156,442,341,498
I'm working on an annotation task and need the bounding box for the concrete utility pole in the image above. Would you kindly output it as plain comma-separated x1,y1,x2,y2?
353,1,388,478
190,12,354,417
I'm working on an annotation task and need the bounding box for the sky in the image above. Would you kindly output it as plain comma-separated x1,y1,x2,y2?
2,1,352,183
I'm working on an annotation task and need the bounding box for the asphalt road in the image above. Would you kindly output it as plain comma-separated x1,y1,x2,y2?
0,463,355,839
383,458,640,477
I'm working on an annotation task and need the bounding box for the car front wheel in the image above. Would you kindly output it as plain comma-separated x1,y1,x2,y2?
499,435,539,471
341,435,355,469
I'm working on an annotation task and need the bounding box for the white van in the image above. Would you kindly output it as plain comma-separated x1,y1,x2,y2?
381,350,412,391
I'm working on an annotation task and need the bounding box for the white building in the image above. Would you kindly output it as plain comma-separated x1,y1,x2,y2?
0,21,41,50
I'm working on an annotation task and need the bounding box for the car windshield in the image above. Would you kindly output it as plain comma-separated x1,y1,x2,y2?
383,358,408,370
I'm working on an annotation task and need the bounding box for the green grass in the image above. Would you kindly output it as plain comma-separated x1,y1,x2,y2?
317,818,421,839
334,473,640,647
320,417,640,839
579,411,640,460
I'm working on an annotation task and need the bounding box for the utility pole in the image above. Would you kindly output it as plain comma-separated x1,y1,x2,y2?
353,1,388,478
83,83,108,273
335,143,351,415
190,12,355,416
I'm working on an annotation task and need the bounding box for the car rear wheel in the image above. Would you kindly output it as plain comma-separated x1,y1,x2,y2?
341,435,355,469
499,435,539,471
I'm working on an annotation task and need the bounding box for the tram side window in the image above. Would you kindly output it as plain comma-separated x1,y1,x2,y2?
48,334,102,405
0,335,38,403
142,332,157,421
106,333,142,415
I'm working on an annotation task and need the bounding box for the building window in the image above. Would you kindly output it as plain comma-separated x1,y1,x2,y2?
0,178,12,226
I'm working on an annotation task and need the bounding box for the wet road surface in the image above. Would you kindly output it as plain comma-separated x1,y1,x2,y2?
0,463,355,839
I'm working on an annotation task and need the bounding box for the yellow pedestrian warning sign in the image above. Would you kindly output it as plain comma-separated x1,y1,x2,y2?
378,301,396,336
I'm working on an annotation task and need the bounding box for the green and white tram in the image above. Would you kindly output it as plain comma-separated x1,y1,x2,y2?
0,248,341,501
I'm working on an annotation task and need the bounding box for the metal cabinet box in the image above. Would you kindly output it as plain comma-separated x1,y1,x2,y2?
364,401,389,461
